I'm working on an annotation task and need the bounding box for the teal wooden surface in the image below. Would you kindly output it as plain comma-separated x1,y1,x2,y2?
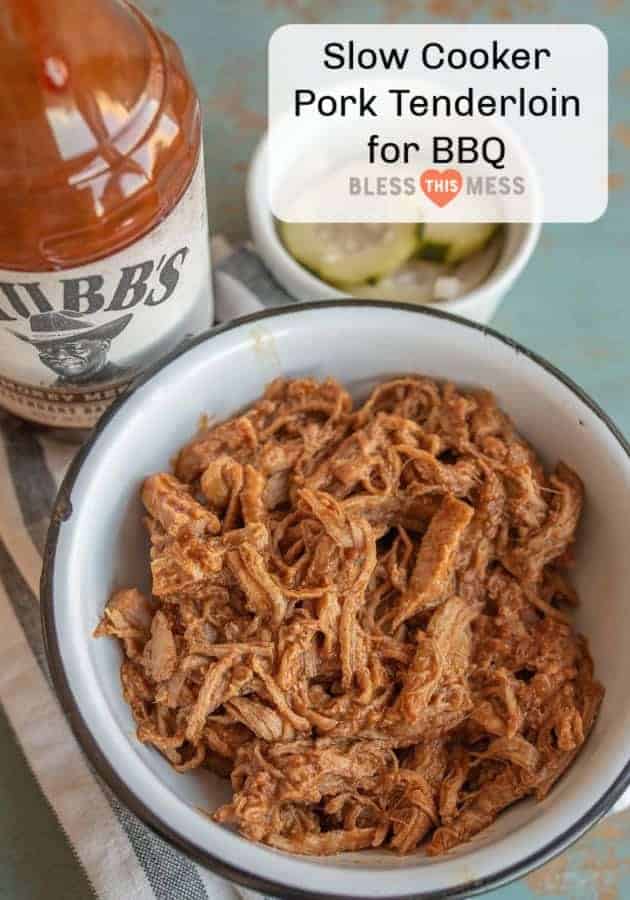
2,2,627,898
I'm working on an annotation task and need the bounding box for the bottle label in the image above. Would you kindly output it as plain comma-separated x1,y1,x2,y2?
0,152,211,429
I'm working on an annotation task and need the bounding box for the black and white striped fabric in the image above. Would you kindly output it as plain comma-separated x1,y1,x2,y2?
0,240,290,900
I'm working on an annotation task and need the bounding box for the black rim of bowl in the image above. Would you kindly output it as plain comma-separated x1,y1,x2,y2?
41,300,630,900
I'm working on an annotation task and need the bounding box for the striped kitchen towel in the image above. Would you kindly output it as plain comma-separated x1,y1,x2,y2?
0,240,296,900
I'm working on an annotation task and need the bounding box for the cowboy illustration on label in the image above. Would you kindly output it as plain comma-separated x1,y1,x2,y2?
7,310,132,385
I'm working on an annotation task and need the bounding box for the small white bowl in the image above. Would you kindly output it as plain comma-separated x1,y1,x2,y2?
247,135,541,324
43,302,630,899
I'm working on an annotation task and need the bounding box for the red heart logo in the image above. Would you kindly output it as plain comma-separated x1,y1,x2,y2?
419,168,463,207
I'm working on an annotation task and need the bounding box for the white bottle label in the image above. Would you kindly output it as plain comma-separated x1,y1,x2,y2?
0,152,212,429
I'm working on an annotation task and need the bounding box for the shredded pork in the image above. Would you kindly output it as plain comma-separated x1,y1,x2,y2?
96,376,603,857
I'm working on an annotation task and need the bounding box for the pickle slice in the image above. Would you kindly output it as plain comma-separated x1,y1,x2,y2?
418,222,498,264
349,260,448,305
279,222,419,286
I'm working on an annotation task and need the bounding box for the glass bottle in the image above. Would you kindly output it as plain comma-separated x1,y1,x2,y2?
0,0,212,431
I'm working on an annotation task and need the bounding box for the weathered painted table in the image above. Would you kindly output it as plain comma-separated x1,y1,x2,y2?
2,1,628,897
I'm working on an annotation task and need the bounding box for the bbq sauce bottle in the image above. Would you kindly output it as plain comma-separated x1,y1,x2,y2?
0,0,212,431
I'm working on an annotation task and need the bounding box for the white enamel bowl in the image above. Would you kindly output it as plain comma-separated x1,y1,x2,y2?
42,302,630,899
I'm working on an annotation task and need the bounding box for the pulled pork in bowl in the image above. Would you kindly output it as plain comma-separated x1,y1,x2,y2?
95,375,602,859
43,303,630,900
